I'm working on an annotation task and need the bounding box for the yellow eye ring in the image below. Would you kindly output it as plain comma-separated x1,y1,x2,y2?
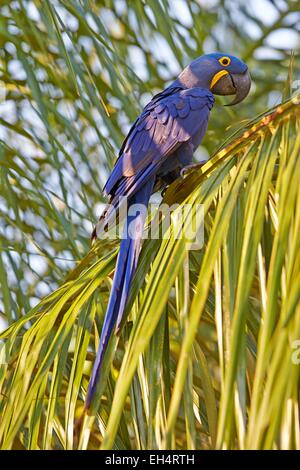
219,56,231,66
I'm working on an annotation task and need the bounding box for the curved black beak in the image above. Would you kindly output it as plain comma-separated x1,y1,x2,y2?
211,69,251,106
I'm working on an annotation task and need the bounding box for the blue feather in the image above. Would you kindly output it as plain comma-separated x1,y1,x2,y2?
86,178,154,409
87,85,214,410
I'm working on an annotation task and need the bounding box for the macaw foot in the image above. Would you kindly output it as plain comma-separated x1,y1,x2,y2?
180,161,207,178
161,187,167,197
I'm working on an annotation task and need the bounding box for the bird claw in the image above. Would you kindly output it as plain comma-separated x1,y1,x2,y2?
180,167,188,178
161,187,167,197
180,161,207,178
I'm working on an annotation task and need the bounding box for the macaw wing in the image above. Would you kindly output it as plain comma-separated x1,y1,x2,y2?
104,87,214,200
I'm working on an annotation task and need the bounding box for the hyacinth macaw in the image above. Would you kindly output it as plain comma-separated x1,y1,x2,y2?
86,52,251,409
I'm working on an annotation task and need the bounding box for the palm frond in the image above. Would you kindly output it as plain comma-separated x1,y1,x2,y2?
1,92,299,449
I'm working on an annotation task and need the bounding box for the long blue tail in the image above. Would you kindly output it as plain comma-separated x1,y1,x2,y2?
85,178,154,409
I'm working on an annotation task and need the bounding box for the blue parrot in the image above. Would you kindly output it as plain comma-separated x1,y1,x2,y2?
86,52,251,409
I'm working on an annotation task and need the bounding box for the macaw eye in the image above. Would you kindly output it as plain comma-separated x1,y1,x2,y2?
219,56,231,66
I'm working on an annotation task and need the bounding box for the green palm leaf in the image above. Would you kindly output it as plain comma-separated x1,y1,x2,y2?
0,0,299,451
1,93,300,449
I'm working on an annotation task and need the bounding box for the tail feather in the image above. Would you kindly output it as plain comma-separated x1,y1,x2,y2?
86,178,154,409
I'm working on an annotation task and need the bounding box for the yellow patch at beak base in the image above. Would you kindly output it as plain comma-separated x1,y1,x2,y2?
210,70,229,90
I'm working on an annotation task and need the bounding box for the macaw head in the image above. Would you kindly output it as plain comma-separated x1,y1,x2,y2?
177,52,251,105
